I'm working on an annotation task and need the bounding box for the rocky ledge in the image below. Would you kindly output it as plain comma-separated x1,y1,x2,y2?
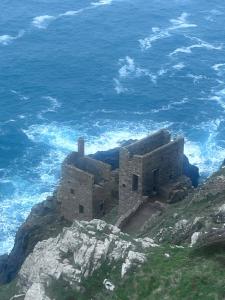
16,219,158,300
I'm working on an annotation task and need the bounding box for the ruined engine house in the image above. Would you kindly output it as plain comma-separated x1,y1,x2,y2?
57,129,185,223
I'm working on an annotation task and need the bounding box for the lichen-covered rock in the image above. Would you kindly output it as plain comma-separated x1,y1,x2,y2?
18,219,158,300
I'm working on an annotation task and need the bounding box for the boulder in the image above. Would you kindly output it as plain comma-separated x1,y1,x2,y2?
183,155,199,187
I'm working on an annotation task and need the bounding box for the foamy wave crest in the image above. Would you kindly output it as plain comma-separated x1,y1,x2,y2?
0,30,25,46
0,189,51,254
184,119,225,176
23,119,173,155
139,12,197,51
32,15,56,29
24,123,77,151
84,122,172,154
170,36,223,56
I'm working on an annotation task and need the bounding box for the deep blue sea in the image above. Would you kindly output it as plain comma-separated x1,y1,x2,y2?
0,0,225,254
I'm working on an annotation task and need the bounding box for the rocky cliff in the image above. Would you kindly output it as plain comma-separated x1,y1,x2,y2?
5,163,225,300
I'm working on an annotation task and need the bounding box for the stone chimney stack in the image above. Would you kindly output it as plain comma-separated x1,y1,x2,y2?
78,137,85,156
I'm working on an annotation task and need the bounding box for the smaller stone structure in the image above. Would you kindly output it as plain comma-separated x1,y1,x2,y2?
57,138,118,221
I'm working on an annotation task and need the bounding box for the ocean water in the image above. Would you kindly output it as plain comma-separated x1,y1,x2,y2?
0,0,225,254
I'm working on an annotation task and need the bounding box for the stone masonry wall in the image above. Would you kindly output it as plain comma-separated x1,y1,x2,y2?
57,164,94,221
93,170,119,218
63,152,111,184
125,129,171,156
142,137,184,196
118,148,143,215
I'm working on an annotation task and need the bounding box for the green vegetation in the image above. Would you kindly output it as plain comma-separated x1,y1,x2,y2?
107,246,225,300
46,245,225,300
0,280,18,300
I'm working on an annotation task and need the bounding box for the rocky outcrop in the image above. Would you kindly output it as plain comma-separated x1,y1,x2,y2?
0,196,71,284
194,228,225,250
140,165,225,246
183,155,199,187
17,219,158,300
164,176,192,204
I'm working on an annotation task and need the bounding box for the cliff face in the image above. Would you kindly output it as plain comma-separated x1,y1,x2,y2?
0,196,71,284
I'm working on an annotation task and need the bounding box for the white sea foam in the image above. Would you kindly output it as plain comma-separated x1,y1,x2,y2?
184,118,225,176
172,62,185,70
151,98,189,113
157,68,169,76
31,0,112,30
0,30,25,46
113,78,128,94
59,9,85,17
32,15,56,29
117,56,157,84
169,12,197,30
38,96,61,119
212,63,225,72
212,63,225,77
170,36,223,56
210,88,225,110
139,12,197,51
11,90,30,101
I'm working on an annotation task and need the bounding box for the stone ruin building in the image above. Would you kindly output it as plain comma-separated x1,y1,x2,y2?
57,129,189,226
57,138,119,221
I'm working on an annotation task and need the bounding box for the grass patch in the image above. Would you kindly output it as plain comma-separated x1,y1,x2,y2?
0,280,18,300
46,245,225,300
101,245,225,300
